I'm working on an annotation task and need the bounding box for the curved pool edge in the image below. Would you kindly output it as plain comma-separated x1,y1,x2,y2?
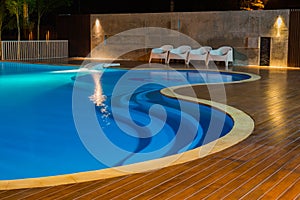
0,70,259,190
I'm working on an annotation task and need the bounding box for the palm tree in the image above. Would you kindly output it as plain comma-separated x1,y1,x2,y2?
23,0,35,39
35,0,71,40
0,0,7,59
6,0,23,59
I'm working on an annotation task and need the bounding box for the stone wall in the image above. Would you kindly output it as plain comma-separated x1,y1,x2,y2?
90,10,289,66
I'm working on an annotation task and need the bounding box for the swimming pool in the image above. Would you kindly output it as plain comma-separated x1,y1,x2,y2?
0,62,251,181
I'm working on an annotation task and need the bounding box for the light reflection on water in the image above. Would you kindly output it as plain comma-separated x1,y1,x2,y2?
89,72,111,125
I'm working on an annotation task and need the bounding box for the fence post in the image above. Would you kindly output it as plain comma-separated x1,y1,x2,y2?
0,41,2,60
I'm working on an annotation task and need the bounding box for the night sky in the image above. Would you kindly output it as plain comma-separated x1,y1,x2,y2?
66,0,300,15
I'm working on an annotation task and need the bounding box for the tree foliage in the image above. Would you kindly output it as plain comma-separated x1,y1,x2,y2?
6,0,23,58
3,0,71,40
240,0,267,10
34,0,71,40
5,0,36,40
0,0,7,36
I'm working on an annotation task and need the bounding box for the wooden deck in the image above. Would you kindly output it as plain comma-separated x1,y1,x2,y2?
0,63,299,199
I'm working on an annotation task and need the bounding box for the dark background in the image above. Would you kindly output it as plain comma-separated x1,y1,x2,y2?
66,0,300,14
3,0,300,40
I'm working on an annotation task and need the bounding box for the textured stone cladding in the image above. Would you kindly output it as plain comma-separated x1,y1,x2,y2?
90,10,289,66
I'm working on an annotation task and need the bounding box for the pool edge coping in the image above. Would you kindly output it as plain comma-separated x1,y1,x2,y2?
0,70,259,190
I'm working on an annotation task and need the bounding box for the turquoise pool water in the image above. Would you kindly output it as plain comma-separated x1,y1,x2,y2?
0,62,250,180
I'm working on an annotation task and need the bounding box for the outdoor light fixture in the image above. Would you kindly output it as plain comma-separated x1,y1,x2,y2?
276,16,283,28
276,16,283,37
94,18,101,34
95,19,100,27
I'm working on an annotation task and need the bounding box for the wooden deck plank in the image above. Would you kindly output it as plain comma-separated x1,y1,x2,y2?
0,63,299,199
277,177,300,200
33,177,124,200
217,145,300,199
134,142,267,199
53,175,141,200
88,157,216,200
17,185,74,200
141,146,264,199
20,184,81,200
241,159,300,199
32,182,104,200
0,189,33,200
149,146,274,199
166,142,298,199
259,169,300,199
136,159,242,200
61,165,185,199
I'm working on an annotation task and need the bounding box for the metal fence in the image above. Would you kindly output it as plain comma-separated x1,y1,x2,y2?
1,40,68,60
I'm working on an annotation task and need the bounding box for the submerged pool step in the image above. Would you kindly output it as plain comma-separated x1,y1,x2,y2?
96,89,204,162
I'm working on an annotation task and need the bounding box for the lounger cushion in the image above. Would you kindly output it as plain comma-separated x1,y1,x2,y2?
151,48,166,54
170,48,186,54
209,50,224,56
190,49,207,55
220,48,230,55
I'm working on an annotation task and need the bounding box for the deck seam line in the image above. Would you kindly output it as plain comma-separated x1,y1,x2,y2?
226,147,300,199
199,139,300,200
148,124,300,199
171,131,300,199
255,162,300,199
275,176,300,200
